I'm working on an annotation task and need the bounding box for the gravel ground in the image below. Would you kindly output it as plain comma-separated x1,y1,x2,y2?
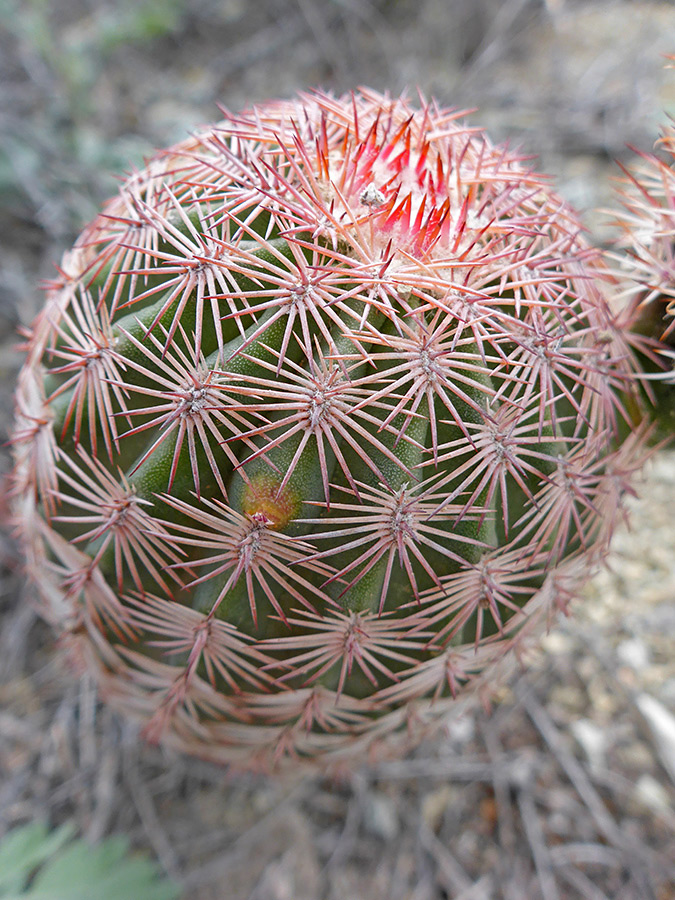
1,1,674,898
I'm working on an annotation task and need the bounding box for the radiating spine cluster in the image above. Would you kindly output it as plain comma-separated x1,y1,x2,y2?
12,89,653,768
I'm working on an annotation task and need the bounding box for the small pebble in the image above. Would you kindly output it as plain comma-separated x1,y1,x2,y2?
633,774,672,815
617,638,651,671
363,791,399,840
571,718,607,771
636,693,675,785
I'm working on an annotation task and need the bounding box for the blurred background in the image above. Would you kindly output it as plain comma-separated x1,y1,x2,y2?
1,1,674,898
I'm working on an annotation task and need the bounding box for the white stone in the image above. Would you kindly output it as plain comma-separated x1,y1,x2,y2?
636,693,675,785
570,718,607,771
616,638,651,671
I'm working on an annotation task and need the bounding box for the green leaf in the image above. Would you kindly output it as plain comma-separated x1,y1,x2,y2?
0,824,74,894
0,823,180,900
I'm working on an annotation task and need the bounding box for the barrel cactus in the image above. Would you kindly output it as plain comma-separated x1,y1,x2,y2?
609,121,675,329
11,89,653,769
606,120,675,432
